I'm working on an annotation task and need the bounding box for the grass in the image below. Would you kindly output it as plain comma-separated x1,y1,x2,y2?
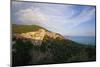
12,24,96,66
12,24,46,33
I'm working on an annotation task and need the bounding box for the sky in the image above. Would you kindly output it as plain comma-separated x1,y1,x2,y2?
11,1,96,36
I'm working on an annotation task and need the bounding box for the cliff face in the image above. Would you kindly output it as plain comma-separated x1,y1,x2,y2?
13,28,64,46
12,25,96,66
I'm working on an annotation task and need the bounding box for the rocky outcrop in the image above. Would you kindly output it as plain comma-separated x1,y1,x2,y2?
13,29,64,46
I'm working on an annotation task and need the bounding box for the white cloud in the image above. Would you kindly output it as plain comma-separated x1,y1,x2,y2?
14,2,95,36
67,8,95,28
16,7,49,26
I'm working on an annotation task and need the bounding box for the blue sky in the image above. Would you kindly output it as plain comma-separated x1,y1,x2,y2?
11,1,96,36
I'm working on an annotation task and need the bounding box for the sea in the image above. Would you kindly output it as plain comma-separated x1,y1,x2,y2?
64,36,96,45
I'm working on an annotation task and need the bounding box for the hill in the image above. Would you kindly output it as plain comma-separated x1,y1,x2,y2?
12,24,96,66
12,24,48,33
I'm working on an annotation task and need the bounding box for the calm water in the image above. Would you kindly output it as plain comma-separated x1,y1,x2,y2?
65,36,96,45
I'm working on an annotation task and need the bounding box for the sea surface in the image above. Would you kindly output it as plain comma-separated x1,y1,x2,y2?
65,36,96,45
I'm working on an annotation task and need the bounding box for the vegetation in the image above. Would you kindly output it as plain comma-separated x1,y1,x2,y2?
12,35,96,66
12,24,96,66
12,24,47,33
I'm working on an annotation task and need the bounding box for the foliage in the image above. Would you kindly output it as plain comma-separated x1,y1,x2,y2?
12,24,47,33
12,24,96,66
12,35,96,66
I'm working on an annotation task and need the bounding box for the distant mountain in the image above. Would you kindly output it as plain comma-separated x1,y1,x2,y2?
12,24,96,66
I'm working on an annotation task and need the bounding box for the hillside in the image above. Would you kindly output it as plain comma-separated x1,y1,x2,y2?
12,24,48,33
12,24,96,66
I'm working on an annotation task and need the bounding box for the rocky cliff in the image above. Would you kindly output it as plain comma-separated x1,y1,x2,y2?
12,24,96,66
13,28,64,46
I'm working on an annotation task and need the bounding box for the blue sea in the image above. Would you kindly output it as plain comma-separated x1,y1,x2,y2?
65,36,96,45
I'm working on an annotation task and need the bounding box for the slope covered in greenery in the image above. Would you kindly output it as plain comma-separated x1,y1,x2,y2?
12,24,96,66
12,24,47,33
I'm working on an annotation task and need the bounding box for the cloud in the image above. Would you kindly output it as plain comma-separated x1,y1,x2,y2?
16,7,49,26
67,7,95,28
12,2,95,36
